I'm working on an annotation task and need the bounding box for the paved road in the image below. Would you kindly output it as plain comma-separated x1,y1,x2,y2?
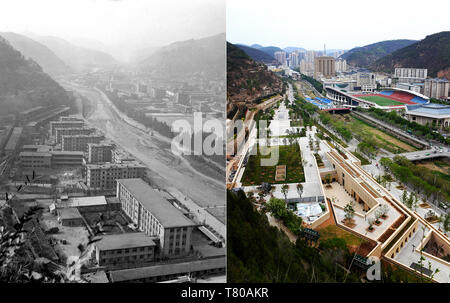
62,83,225,223
397,149,450,161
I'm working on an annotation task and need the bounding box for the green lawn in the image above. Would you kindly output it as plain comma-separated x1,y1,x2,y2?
351,151,371,165
318,225,365,247
358,95,404,106
241,144,305,186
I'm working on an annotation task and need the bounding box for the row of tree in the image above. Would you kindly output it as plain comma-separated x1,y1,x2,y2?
363,107,450,144
380,156,450,209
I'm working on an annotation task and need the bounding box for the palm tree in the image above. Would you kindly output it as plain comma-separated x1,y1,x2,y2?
296,183,303,199
281,184,289,204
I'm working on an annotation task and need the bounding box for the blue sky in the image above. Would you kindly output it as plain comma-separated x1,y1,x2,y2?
227,0,450,50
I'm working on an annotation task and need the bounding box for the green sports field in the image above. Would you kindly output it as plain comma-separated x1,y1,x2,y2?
358,95,403,106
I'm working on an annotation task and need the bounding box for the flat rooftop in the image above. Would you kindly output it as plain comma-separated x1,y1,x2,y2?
19,151,52,157
109,257,225,282
117,178,197,228
66,196,107,207
58,207,82,220
95,232,156,251
50,151,84,156
86,162,145,169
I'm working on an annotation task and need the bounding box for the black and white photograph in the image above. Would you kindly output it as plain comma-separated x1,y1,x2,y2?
0,0,225,283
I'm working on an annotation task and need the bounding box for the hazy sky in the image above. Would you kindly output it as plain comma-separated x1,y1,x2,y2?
227,0,449,50
0,0,224,59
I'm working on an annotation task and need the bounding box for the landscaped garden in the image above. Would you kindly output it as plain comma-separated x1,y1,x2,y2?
351,151,371,165
241,143,305,185
318,225,365,247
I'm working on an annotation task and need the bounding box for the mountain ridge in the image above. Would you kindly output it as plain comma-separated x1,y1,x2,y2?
227,42,283,114
340,39,417,67
23,33,119,72
235,44,277,65
137,33,225,81
371,31,450,79
0,35,70,114
0,32,72,76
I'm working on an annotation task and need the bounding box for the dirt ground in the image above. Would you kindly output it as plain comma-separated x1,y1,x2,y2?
417,162,450,175
334,115,417,152
41,211,90,263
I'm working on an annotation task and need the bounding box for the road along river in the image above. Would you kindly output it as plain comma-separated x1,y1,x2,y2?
62,83,226,227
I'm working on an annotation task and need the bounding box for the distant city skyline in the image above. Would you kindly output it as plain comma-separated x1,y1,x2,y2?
227,0,449,50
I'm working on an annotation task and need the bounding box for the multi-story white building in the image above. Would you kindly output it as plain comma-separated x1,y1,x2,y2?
423,78,450,99
356,72,376,92
116,178,197,258
86,162,146,190
396,82,423,94
394,68,427,83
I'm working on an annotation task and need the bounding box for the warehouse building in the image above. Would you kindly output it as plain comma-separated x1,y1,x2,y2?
58,196,108,212
57,208,84,227
94,232,156,269
109,258,225,283
20,150,84,168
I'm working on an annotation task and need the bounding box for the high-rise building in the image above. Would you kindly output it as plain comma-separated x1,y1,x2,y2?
274,51,287,66
335,59,347,72
314,56,335,79
394,68,427,83
289,52,300,69
423,78,450,99
305,50,316,63
299,59,314,76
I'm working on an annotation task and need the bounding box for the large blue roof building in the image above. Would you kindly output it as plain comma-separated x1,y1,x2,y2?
405,103,450,129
